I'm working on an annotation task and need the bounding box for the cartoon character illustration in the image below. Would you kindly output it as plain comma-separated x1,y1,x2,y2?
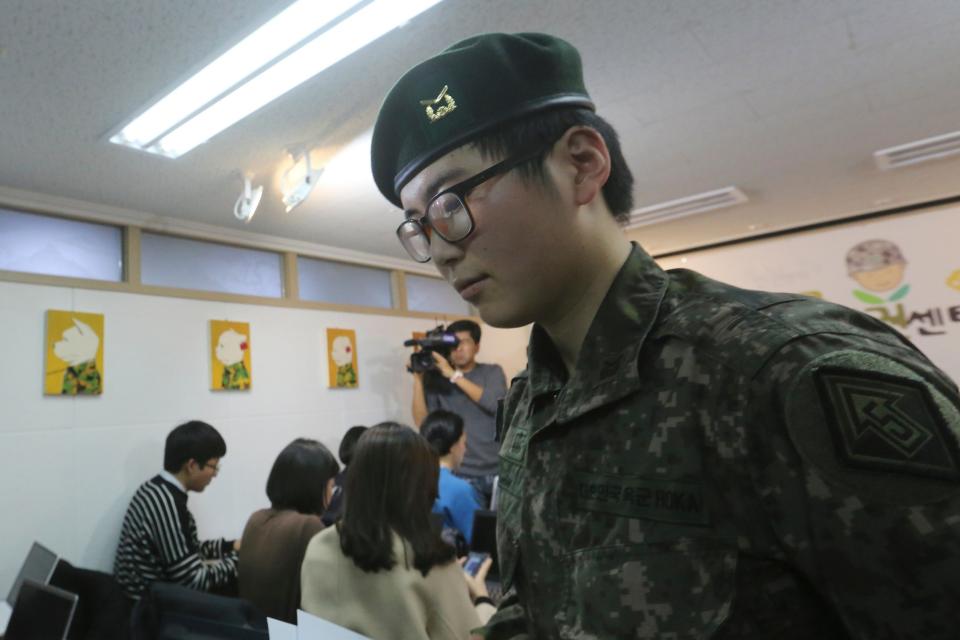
846,239,910,304
53,318,101,395
331,335,357,388
215,329,250,390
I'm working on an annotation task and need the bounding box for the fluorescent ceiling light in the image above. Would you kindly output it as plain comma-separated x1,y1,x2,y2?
111,0,444,159
111,0,362,153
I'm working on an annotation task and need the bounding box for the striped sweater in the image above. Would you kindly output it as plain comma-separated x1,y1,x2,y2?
113,474,238,598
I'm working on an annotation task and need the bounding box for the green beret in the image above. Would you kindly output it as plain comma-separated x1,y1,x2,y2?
371,32,595,207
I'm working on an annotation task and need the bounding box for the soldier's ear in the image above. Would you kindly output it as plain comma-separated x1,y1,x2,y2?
558,126,610,208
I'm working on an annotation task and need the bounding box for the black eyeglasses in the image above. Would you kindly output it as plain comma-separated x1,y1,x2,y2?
199,460,221,474
396,145,549,262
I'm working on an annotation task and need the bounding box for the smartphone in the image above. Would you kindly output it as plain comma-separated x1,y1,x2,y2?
463,551,489,577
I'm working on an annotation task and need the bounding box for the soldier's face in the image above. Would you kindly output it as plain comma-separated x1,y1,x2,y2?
399,144,580,328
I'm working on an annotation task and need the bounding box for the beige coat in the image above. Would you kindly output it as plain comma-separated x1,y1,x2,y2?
300,527,493,640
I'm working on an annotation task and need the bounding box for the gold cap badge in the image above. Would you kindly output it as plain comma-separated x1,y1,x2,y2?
419,85,457,123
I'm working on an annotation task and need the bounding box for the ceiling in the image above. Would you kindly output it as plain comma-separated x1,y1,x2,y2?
1,0,959,265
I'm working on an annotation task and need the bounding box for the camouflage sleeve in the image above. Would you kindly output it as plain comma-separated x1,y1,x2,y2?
480,588,530,640
753,333,960,639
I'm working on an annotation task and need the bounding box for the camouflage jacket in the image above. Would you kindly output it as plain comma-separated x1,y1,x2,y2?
337,363,358,388
486,245,960,639
221,361,250,390
62,359,101,395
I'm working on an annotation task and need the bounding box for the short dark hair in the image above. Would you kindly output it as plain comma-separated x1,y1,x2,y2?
266,439,340,516
338,422,454,576
420,410,464,457
471,107,634,220
447,319,481,344
163,420,226,473
338,426,368,466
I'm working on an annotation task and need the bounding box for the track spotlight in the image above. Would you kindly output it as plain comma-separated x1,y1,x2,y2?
281,149,323,213
233,173,263,222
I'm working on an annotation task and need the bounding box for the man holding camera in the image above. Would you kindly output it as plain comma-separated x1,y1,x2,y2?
412,319,506,507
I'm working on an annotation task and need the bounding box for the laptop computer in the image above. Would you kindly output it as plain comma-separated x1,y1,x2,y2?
0,542,59,635
4,579,78,640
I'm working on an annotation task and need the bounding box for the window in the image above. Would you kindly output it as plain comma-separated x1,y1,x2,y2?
297,256,393,308
0,208,123,281
405,273,472,316
140,233,283,297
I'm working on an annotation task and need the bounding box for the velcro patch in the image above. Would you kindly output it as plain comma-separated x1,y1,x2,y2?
571,471,709,525
815,367,960,481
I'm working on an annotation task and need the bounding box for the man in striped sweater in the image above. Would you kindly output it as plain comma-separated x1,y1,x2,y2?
114,420,240,599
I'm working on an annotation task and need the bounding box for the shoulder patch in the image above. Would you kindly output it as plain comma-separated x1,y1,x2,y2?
781,348,960,504
815,367,960,481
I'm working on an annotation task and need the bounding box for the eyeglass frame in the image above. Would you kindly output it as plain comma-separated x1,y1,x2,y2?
198,459,221,473
395,143,552,263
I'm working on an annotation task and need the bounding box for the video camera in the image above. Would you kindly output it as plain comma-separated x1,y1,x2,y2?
404,325,459,374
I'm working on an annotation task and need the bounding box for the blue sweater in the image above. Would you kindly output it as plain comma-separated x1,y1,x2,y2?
433,467,481,544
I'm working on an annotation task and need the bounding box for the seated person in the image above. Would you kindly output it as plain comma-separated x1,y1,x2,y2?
322,425,367,526
420,410,481,545
301,422,494,640
114,420,239,599
240,438,339,624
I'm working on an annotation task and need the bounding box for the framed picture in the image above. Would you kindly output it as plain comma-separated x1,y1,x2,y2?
211,320,252,390
44,310,104,396
327,328,358,388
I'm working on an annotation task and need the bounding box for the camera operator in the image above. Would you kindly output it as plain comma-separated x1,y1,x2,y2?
412,320,506,507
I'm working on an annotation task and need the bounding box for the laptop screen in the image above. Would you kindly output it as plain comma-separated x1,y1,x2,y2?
6,542,58,605
4,579,77,640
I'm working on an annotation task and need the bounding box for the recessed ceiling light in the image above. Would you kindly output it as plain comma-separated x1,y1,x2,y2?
625,187,748,229
110,0,444,158
874,129,960,170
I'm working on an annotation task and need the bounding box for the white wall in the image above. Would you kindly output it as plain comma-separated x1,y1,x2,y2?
656,203,960,384
0,280,530,595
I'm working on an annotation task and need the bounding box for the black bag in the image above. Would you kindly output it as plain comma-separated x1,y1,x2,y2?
130,582,268,640
49,560,133,640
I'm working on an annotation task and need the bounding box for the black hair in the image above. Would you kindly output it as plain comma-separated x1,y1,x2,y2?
338,422,454,576
420,410,464,457
471,107,634,220
338,426,368,467
446,319,481,345
163,420,226,473
266,438,340,516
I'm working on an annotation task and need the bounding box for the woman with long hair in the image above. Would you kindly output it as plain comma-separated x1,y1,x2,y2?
239,438,339,623
300,422,493,639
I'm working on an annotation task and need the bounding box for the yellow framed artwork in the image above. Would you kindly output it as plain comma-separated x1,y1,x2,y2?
44,310,104,396
211,320,252,390
327,328,358,388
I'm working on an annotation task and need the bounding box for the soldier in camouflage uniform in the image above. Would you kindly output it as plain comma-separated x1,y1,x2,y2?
371,32,960,639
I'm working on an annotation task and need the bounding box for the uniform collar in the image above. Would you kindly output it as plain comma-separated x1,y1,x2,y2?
526,243,668,425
